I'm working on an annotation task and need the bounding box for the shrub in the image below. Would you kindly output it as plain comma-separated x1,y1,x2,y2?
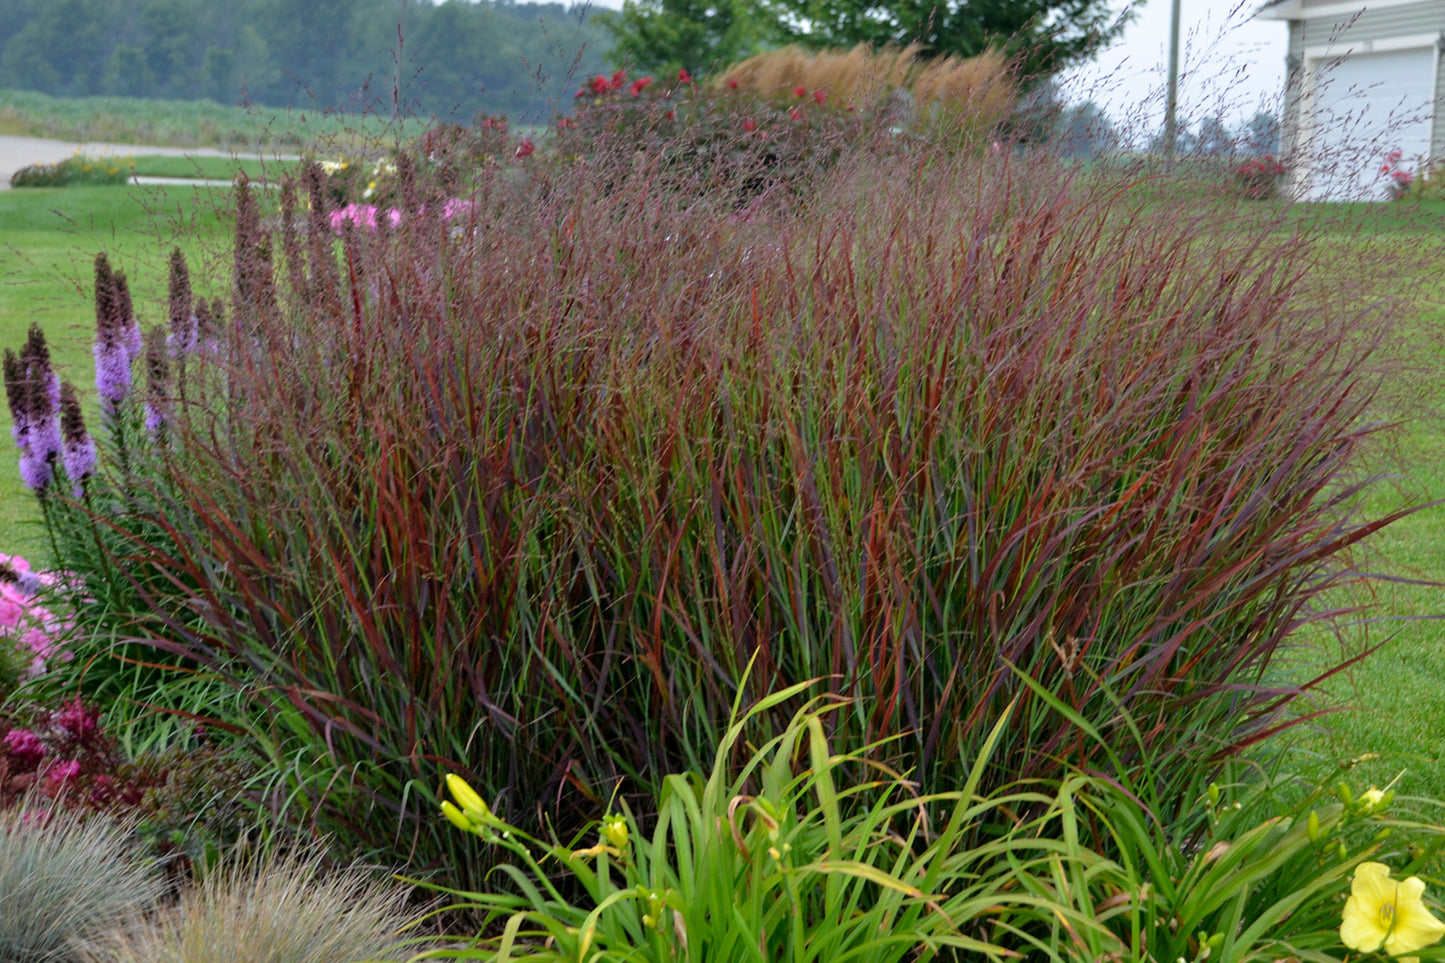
1233,154,1285,200
13,126,1411,892
715,44,1015,139
74,846,419,963
9,155,133,188
0,806,162,963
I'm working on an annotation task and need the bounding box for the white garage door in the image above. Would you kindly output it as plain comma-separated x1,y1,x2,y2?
1306,46,1436,201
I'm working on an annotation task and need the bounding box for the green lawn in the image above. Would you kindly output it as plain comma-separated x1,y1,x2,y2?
0,184,234,558
127,155,304,181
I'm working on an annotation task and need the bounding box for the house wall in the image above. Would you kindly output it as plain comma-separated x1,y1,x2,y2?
1281,1,1445,167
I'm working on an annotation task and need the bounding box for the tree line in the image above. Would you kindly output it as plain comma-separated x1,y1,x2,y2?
0,0,612,121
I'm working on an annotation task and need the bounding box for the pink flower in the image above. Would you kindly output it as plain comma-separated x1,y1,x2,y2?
515,138,535,159
727,78,739,90
590,76,609,95
4,728,45,767
629,77,653,97
610,69,627,90
45,759,81,790
793,86,806,98
678,68,692,84
741,118,757,132
442,198,474,221
0,584,24,629
812,88,826,105
53,699,99,741
789,107,803,121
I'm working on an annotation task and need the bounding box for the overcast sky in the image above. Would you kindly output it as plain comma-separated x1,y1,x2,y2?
1060,1,1289,132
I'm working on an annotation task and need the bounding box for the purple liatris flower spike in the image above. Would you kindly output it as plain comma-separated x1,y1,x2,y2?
18,447,52,491
93,254,132,407
3,349,27,448
59,382,96,494
113,270,142,360
20,325,62,467
94,337,131,407
167,247,198,355
144,326,170,436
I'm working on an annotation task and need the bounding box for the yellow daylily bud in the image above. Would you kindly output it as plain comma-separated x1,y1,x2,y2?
446,773,491,823
440,800,473,833
601,815,628,851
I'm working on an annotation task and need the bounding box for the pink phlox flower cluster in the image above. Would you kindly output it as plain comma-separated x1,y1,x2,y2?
330,199,478,236
329,203,403,235
0,553,72,676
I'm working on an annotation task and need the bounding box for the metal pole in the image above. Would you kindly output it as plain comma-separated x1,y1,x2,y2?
1164,0,1181,161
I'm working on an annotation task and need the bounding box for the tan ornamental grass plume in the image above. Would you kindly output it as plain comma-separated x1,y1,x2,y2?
74,846,422,963
714,44,1014,128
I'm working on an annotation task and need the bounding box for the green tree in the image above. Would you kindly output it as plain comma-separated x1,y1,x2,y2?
595,0,768,77
761,0,1136,79
102,45,156,98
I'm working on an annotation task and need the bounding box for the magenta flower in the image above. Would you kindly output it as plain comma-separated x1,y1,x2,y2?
4,727,45,767
46,758,81,789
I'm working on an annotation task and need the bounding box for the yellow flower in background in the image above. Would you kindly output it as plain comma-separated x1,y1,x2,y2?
1341,862,1445,957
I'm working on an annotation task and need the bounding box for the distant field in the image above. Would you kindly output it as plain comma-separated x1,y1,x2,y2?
0,88,425,151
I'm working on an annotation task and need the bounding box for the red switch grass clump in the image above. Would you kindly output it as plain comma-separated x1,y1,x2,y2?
47,127,1416,889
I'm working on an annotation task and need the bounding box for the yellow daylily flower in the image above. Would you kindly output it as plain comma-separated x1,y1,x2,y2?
1341,862,1445,957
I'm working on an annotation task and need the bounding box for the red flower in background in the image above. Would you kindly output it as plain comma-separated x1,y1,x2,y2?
590,75,609,94
678,68,692,84
727,78,739,89
793,85,806,98
741,118,757,132
630,77,653,97
610,69,627,90
812,89,826,105
515,138,535,158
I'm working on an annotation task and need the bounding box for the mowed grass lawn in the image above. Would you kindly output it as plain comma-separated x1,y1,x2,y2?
1,181,1444,794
